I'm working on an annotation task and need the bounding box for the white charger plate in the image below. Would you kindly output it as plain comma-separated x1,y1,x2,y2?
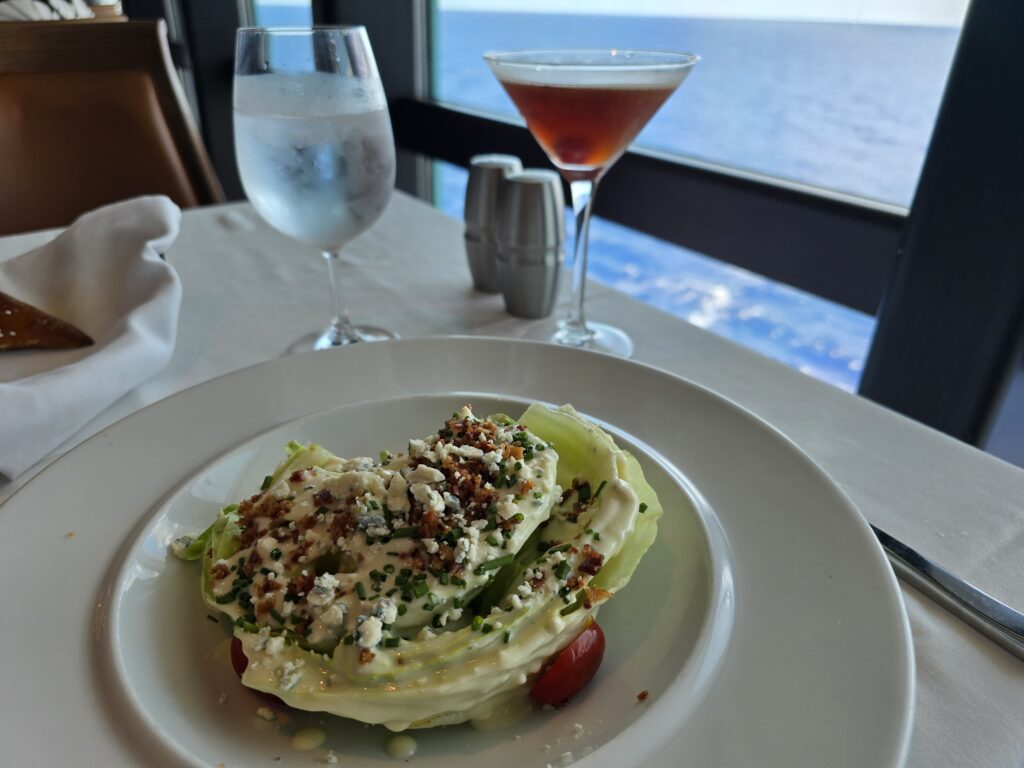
0,337,913,766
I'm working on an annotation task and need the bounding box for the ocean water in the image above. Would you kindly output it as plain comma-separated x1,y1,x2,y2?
251,4,964,392
435,12,960,205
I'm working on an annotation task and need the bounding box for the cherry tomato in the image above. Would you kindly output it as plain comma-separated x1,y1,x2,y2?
230,636,286,706
230,636,249,676
530,621,606,706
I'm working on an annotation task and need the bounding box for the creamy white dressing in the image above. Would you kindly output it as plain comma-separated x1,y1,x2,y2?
290,727,326,750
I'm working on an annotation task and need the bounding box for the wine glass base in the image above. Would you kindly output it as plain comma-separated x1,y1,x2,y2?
287,325,398,355
525,319,634,358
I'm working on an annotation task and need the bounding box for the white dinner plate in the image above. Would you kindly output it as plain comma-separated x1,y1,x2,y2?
0,337,913,767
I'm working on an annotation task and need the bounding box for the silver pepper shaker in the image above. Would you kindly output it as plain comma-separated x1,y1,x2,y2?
464,154,523,292
495,169,565,319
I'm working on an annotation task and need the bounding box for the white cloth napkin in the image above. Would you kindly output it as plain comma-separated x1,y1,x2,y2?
0,196,182,479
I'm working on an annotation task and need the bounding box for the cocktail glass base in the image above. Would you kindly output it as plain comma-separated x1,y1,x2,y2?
524,318,634,358
287,325,398,354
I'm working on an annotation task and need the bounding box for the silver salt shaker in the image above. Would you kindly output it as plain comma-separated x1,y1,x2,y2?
464,154,522,292
496,169,565,319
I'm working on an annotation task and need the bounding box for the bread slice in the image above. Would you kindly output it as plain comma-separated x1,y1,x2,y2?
0,290,93,351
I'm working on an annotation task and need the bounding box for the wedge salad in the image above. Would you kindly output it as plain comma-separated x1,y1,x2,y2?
173,404,663,731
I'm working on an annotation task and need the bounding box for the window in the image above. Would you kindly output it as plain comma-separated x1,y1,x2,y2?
429,2,961,389
434,0,968,207
251,0,312,27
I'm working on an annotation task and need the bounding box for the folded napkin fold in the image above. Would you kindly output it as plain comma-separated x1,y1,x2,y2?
0,196,182,479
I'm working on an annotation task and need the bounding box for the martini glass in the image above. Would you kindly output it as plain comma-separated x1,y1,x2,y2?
485,50,697,357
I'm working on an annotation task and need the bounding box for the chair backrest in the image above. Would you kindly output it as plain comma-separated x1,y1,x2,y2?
0,19,224,236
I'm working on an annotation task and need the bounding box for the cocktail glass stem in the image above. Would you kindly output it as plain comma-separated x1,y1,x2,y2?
561,177,601,346
323,249,359,345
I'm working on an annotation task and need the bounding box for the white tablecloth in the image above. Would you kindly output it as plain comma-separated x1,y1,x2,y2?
1,193,1022,767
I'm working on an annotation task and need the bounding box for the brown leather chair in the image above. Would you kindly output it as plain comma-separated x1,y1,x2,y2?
0,20,224,236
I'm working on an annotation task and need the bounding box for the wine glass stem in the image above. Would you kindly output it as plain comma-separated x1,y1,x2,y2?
564,177,600,342
323,249,359,345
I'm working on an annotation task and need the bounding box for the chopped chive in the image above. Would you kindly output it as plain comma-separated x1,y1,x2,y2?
423,603,435,612
593,480,607,499
355,582,367,600
206,614,219,624
453,597,463,609
481,623,494,634
471,615,484,631
483,518,498,531
593,531,601,541
270,608,286,624
411,581,429,598
394,574,409,587
259,567,273,575
512,513,524,523
234,617,258,633
390,527,418,538
400,568,413,578
370,569,386,582
560,598,583,616
533,491,543,499
401,592,413,602
548,543,572,554
383,564,395,574
503,630,511,643
439,571,450,585
215,590,238,604
451,576,467,587
316,506,328,516
386,588,398,597
270,548,282,560
639,502,649,514
413,572,428,581
261,475,273,490
479,554,514,572
486,534,500,547
343,634,354,645
396,604,407,616
553,561,571,580
383,637,400,648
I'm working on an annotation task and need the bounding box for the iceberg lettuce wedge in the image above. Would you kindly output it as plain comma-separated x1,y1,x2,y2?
176,404,663,731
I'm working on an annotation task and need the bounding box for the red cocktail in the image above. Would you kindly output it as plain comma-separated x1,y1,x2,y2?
485,50,697,357
499,81,677,179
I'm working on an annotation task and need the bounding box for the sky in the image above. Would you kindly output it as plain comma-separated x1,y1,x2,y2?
437,0,969,27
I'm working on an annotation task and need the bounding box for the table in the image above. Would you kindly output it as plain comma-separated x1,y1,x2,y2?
2,193,1022,767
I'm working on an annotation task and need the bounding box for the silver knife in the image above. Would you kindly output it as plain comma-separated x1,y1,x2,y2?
872,524,1024,661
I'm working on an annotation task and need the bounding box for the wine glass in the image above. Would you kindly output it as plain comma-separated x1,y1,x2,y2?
484,50,697,358
234,27,397,351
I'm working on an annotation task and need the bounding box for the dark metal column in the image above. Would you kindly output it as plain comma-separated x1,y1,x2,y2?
859,0,1024,445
